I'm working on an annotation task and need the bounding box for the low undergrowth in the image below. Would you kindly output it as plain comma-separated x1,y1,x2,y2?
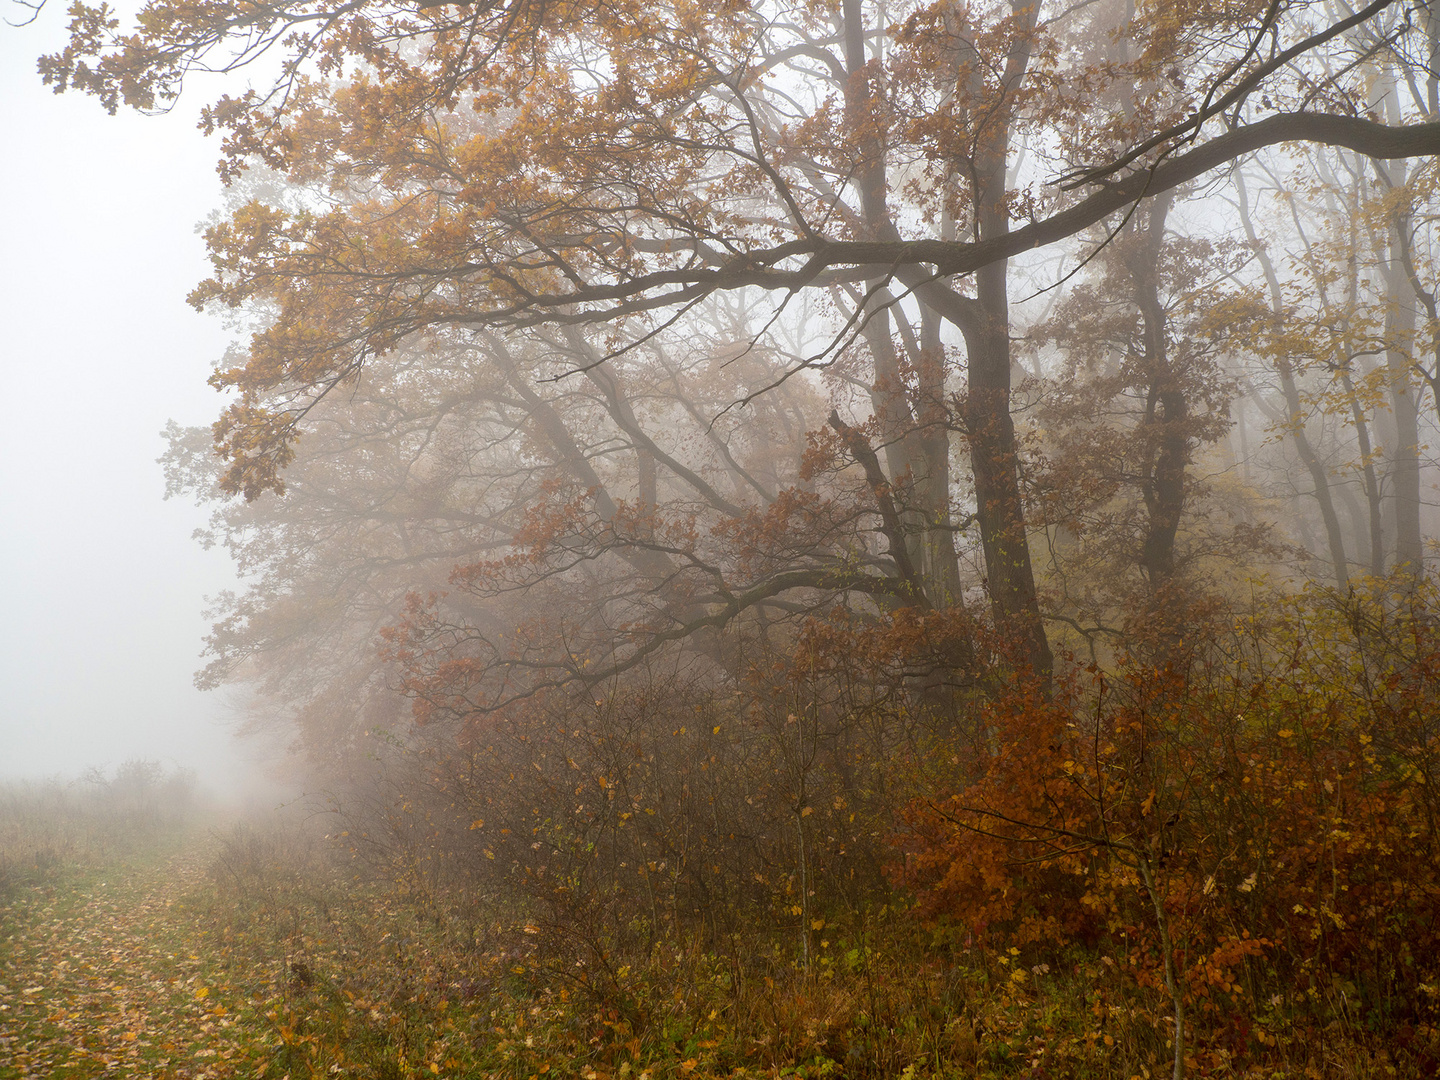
8,572,1440,1080
3,806,1436,1079
151,820,1440,1079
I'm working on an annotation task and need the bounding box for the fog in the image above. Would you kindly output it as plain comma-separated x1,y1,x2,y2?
7,5,1440,1079
0,15,257,795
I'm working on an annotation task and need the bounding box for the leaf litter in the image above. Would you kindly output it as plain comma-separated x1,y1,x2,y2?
0,836,264,1079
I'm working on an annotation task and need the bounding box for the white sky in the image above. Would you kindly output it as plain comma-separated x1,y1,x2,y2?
0,7,262,790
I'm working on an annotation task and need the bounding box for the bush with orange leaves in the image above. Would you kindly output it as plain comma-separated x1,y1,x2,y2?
894,575,1440,1057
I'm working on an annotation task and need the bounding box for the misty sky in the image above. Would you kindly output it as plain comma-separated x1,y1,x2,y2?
1,9,258,788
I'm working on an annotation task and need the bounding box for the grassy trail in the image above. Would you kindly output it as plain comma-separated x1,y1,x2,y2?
0,830,262,1079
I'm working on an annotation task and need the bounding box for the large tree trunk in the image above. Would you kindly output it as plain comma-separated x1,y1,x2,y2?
843,0,1050,677
952,0,1051,679
962,214,1052,677
842,0,969,614
843,0,940,602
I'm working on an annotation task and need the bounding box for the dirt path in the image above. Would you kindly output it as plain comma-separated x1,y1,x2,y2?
0,833,262,1080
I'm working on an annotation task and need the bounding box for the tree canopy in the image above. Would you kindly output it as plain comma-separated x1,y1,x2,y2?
47,0,1440,691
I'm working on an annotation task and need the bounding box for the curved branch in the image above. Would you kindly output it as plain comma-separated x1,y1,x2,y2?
454,114,1440,327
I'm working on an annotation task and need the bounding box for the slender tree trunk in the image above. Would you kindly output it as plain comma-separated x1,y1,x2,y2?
1381,205,1424,579
1282,362,1350,589
861,301,930,578
637,446,657,538
1139,857,1186,1080
1235,171,1351,587
1339,365,1388,578
1338,190,1385,582
1373,87,1424,579
1336,480,1374,570
919,308,963,605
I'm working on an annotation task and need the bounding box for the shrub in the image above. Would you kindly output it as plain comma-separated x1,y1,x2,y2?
894,576,1440,1073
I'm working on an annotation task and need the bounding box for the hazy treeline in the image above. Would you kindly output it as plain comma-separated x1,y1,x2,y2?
0,761,200,895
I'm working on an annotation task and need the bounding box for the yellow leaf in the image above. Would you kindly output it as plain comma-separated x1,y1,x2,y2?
195,987,209,1000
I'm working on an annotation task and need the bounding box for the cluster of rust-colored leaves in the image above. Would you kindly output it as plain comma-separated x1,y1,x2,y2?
896,578,1440,1068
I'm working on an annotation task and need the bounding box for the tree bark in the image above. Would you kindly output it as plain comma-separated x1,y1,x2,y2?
1125,196,1189,585
959,0,1052,680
